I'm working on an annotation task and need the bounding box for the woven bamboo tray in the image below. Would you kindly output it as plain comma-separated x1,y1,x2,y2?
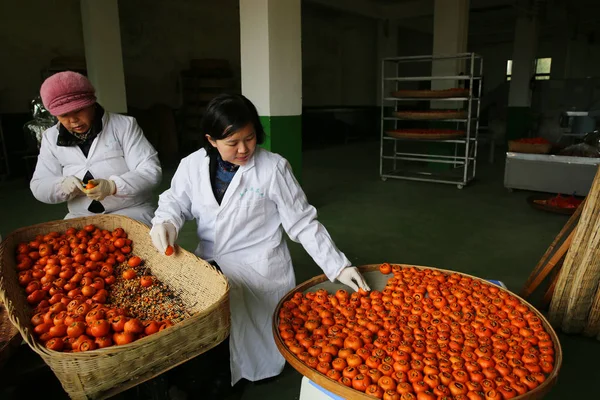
273,264,562,400
527,194,583,216
391,89,470,99
392,110,468,120
508,141,552,155
0,215,230,400
0,300,21,369
386,129,465,140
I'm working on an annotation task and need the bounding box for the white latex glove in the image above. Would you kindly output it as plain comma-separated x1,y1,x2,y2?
61,176,84,198
336,266,371,292
85,179,116,201
150,223,178,254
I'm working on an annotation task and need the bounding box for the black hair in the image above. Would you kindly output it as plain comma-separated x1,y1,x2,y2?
200,93,265,153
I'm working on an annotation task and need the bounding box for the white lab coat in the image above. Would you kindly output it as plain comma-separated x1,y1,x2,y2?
30,111,162,226
152,147,350,384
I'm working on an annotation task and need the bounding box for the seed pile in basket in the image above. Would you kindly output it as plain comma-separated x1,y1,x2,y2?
14,224,188,352
108,263,190,323
278,264,556,400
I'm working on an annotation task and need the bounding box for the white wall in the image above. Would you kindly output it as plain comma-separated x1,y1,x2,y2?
0,0,241,113
302,3,377,106
1,0,378,114
0,0,85,113
119,0,240,110
563,35,600,79
395,26,433,90
393,3,600,110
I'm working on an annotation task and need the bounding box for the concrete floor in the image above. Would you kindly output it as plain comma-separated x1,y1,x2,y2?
1,139,599,399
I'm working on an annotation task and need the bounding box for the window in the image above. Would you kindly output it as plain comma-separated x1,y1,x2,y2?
506,57,552,81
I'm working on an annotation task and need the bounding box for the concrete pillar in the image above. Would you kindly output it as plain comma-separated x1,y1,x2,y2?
431,0,470,93
430,0,469,168
80,0,127,114
376,19,399,106
240,0,302,179
507,12,539,140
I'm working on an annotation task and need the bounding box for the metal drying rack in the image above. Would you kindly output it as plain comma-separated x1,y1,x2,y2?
379,53,483,189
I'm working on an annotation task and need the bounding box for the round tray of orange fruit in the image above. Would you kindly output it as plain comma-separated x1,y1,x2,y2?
273,264,561,400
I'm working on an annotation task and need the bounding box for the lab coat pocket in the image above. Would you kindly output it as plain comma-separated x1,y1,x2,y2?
103,150,124,160
235,197,266,229
244,253,293,293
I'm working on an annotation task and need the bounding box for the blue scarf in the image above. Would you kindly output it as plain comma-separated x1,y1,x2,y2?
213,154,239,204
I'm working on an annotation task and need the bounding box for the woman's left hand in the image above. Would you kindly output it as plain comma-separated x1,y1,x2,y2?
85,179,116,201
336,266,371,292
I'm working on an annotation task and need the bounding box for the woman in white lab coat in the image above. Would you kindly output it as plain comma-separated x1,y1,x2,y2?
150,93,370,390
30,71,162,226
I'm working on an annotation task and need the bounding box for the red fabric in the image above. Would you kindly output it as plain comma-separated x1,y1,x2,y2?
40,71,96,116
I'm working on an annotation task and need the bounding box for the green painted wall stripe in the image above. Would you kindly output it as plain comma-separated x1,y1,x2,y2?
259,115,302,183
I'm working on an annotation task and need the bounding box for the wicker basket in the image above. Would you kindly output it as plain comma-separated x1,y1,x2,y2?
508,140,552,154
0,300,21,369
0,215,230,400
274,264,562,400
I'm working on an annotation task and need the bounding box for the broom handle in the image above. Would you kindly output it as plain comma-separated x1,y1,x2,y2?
521,199,584,295
521,228,575,299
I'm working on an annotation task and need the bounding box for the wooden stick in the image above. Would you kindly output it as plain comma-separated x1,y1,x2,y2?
521,229,575,299
541,259,564,309
520,200,584,297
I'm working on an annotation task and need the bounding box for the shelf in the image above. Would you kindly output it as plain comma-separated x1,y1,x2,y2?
381,169,474,187
384,117,477,122
384,97,480,102
382,136,476,144
385,76,482,82
383,53,482,62
379,52,483,188
382,154,475,165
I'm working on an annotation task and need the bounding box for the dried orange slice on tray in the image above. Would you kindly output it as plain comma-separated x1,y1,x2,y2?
385,129,465,140
391,88,470,98
392,110,468,120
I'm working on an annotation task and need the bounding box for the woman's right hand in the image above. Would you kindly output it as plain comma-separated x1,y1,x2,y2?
60,176,84,198
150,222,178,254
336,266,371,292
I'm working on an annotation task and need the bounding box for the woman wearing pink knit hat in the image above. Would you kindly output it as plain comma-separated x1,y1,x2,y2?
30,71,162,226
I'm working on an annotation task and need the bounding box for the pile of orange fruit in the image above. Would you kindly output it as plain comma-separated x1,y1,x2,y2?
278,264,555,400
15,225,179,352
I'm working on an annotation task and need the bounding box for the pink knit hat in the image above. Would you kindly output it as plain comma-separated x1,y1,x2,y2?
40,71,97,116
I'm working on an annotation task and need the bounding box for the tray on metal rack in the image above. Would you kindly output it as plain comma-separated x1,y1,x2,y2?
392,110,468,120
385,128,466,140
391,88,470,98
